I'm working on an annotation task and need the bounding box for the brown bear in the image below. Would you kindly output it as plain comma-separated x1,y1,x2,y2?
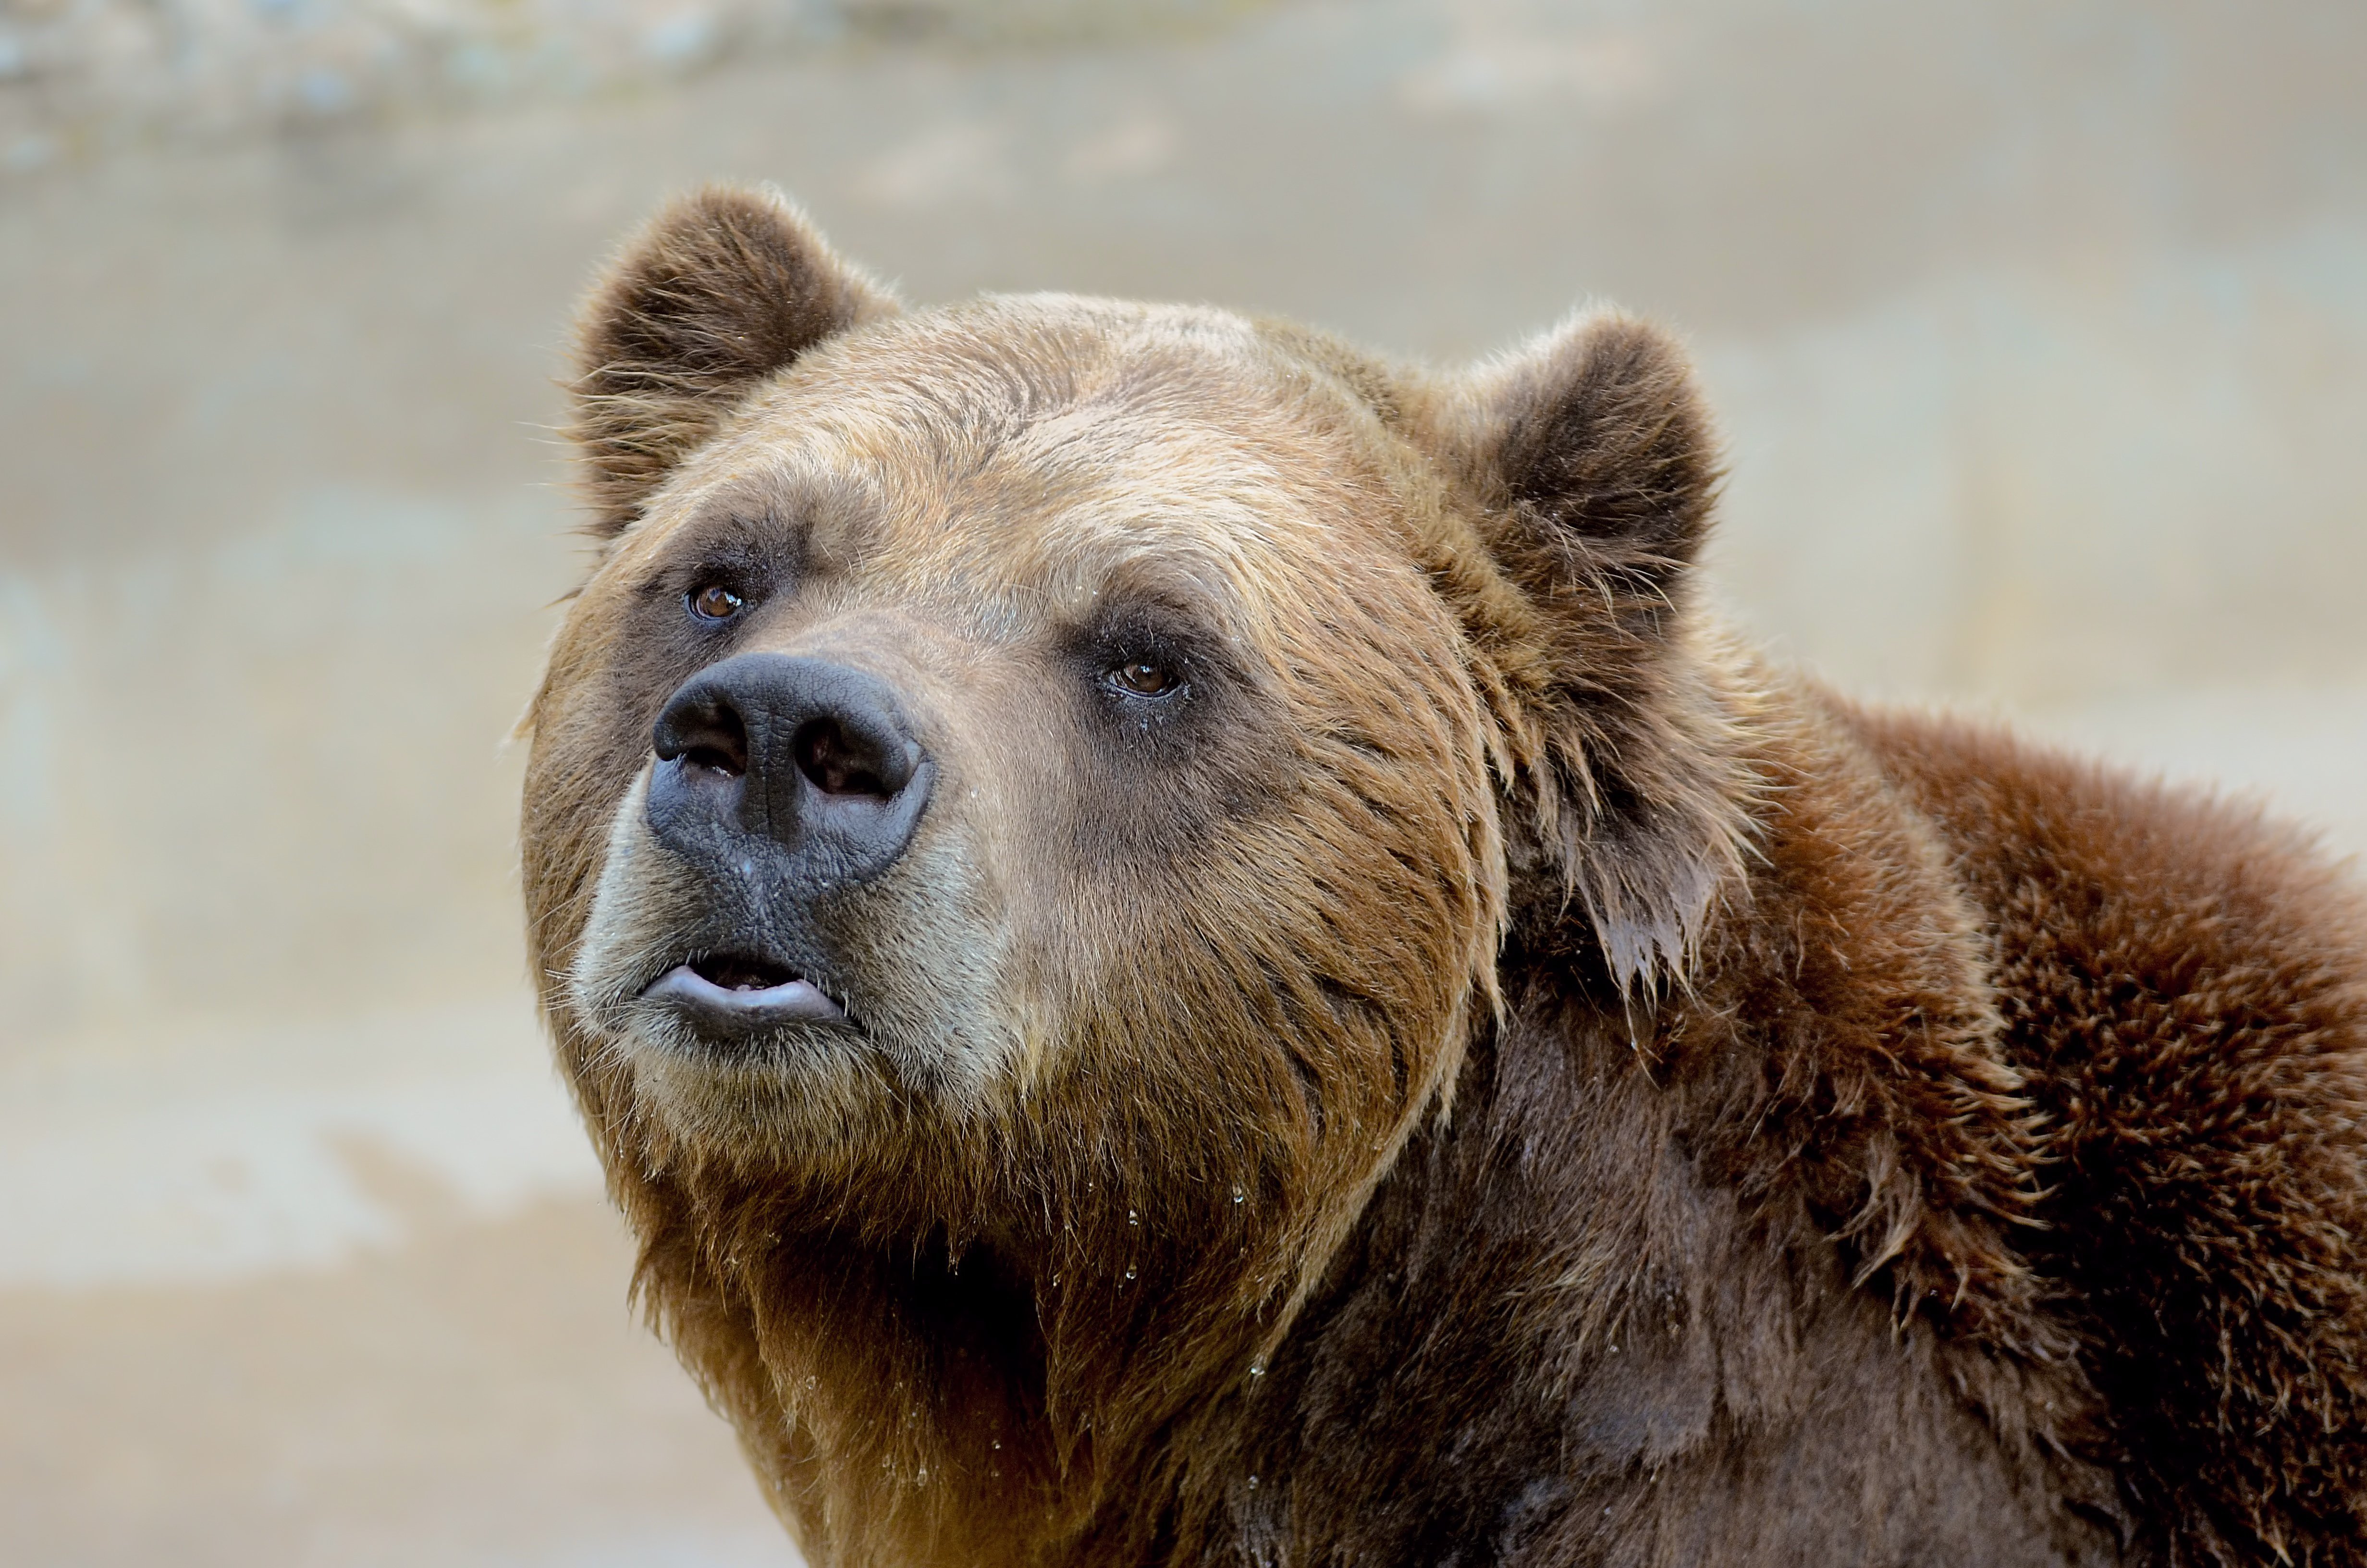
521,185,2367,1567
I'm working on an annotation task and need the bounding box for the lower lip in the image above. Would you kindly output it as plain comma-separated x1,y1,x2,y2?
641,964,850,1032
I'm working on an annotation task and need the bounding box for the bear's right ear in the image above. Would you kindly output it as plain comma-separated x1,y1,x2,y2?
567,184,899,536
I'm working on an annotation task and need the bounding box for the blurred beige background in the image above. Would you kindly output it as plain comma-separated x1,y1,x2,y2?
3,1,2362,1561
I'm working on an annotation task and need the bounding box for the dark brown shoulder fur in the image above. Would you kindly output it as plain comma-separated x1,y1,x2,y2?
1845,702,2367,1564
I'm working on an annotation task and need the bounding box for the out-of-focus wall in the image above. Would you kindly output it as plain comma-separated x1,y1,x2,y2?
2,2,2361,1563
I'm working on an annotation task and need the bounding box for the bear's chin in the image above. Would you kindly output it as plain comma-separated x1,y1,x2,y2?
623,1031,900,1162
599,1018,1016,1185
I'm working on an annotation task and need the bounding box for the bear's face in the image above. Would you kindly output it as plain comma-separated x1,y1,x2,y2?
525,191,1745,1376
542,293,1503,1217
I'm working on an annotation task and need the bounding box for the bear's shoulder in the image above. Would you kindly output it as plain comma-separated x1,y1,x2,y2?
1839,697,2367,1551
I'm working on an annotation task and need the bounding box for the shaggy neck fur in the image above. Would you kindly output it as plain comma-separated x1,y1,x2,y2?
1108,667,2107,1565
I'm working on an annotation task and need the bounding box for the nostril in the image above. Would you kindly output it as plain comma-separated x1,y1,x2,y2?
684,737,746,776
654,698,750,777
793,719,894,798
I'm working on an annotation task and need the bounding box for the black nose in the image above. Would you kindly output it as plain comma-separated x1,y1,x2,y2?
647,653,933,888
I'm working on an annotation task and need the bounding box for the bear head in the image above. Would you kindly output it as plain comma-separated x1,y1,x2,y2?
521,184,1753,1556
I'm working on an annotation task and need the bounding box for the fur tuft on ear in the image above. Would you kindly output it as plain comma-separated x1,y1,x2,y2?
1439,310,1757,993
567,184,899,535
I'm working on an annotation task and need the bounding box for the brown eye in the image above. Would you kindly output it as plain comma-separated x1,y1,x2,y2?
688,584,744,622
1108,660,1178,697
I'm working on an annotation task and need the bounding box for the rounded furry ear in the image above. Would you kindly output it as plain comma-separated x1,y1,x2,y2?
1461,309,1719,598
1437,311,1752,992
567,184,899,536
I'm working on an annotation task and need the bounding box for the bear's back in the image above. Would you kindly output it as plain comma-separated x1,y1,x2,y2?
1846,702,2367,1560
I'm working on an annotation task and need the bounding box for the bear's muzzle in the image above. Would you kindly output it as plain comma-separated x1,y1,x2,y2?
638,651,936,1040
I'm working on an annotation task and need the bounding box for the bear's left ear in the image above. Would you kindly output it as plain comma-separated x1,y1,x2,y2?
1457,309,1718,609
1431,311,1753,991
567,184,900,536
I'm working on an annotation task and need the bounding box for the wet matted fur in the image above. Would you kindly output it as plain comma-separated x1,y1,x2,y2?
521,185,2367,1566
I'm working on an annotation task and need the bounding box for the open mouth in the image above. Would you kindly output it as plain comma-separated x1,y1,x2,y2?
642,953,851,1033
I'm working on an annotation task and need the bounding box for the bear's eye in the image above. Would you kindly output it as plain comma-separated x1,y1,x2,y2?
1106,659,1180,698
687,584,745,623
